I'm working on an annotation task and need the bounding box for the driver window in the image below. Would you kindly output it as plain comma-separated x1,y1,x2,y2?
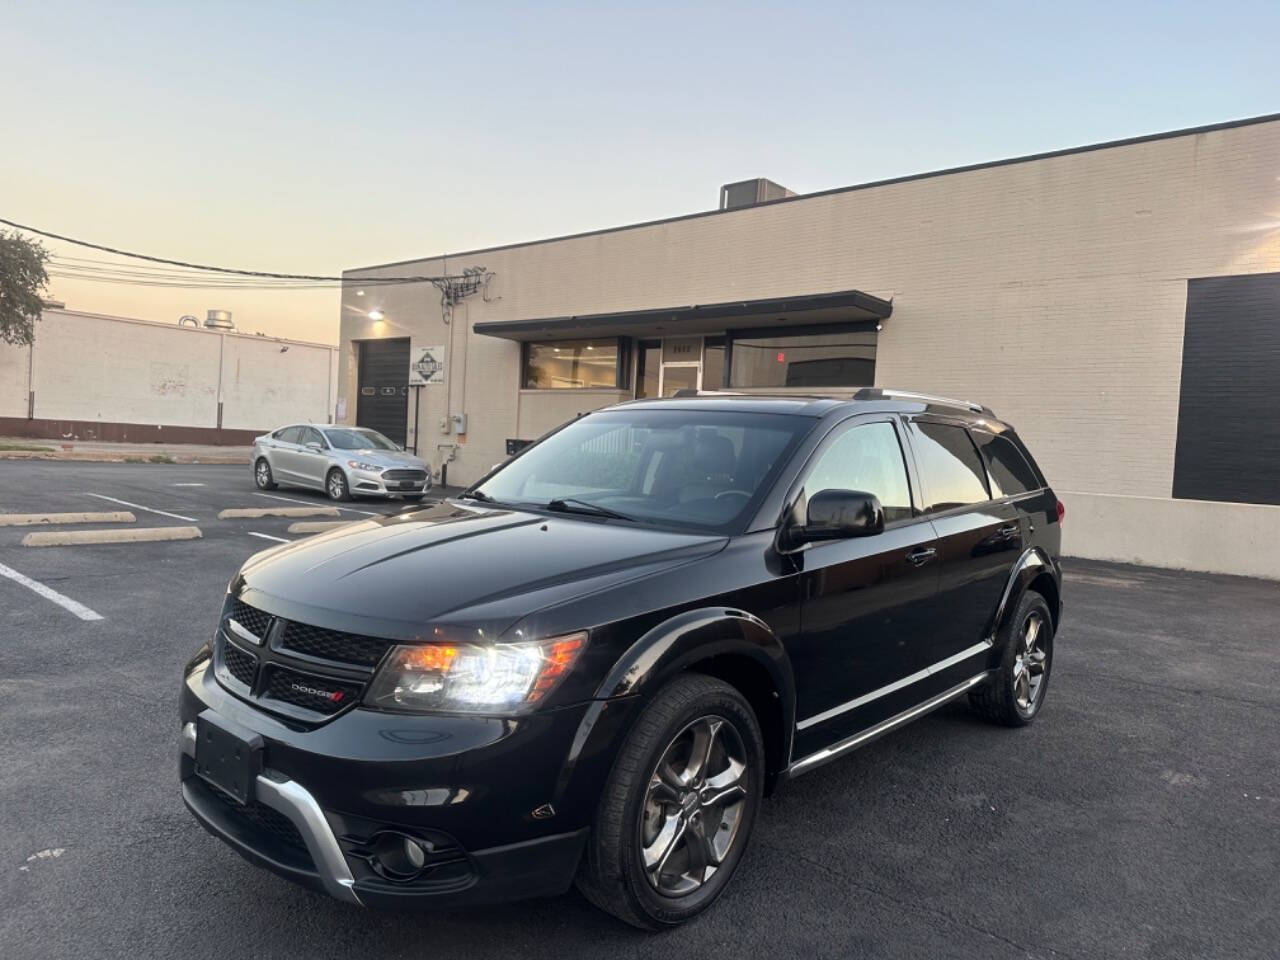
302,427,325,448
805,422,914,523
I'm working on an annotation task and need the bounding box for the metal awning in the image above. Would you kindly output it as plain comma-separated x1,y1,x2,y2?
472,288,892,341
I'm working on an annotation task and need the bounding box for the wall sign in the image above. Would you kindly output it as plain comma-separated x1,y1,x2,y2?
409,345,446,385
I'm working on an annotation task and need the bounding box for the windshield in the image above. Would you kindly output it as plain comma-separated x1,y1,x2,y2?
472,409,811,532
323,428,399,451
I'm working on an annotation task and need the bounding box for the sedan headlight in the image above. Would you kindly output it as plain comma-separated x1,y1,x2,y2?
347,460,382,472
363,631,586,714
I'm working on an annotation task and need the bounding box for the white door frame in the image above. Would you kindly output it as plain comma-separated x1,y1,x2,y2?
658,361,702,396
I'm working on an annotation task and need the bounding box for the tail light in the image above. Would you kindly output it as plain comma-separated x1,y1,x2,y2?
1055,499,1066,524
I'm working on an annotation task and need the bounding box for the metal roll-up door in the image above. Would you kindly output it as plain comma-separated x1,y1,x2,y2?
356,338,410,446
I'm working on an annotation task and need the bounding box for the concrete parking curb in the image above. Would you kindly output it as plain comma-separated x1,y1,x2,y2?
22,526,203,547
286,521,357,534
0,511,136,526
0,450,248,464
218,507,342,520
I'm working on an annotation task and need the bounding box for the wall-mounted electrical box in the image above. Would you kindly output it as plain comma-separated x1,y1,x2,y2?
450,413,467,435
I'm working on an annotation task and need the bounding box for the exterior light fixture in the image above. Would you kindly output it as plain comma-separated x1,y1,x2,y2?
356,289,365,297
369,309,385,321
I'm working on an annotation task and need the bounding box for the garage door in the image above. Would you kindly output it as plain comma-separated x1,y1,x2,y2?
356,338,409,447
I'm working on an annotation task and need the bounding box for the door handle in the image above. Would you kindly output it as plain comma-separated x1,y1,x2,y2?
997,523,1019,540
906,546,937,566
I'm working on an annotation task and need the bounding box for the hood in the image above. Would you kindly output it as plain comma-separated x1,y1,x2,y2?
235,499,726,640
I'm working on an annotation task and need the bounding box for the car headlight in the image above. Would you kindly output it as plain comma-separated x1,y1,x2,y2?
347,460,382,472
363,631,586,714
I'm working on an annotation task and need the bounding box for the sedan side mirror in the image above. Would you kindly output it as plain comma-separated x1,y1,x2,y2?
305,441,324,452
795,489,885,544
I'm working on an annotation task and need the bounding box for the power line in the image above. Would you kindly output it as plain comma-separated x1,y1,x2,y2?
1,217,449,284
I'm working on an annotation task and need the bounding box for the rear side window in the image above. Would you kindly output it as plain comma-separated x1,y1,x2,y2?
909,421,990,512
275,426,302,443
804,421,914,523
973,431,1041,497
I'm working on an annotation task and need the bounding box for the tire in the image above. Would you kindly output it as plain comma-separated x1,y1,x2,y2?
254,457,277,490
969,589,1054,726
576,673,764,930
325,468,352,502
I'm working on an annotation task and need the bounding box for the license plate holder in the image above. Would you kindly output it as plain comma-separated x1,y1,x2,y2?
195,710,263,805
399,480,415,490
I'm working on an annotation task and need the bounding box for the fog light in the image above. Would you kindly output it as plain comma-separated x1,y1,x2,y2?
371,831,430,880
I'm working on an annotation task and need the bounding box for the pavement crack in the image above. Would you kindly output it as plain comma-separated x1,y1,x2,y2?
755,839,1082,960
1073,669,1278,711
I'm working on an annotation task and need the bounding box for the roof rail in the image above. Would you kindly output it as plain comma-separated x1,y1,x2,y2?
853,387,994,416
671,389,745,398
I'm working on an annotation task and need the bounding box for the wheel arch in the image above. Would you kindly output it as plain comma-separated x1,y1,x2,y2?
989,547,1062,642
594,607,796,795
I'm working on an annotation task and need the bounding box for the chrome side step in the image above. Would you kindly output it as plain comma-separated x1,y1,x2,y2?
786,671,993,778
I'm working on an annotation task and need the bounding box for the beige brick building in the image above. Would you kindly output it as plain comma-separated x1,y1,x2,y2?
340,114,1280,579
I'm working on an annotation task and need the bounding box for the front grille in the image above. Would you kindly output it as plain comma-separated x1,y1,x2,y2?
382,469,427,482
223,643,258,687
228,598,271,640
216,598,393,721
261,665,363,716
279,620,395,668
210,787,311,862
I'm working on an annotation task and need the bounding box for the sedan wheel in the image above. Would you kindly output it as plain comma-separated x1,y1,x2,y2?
254,458,277,490
326,469,351,502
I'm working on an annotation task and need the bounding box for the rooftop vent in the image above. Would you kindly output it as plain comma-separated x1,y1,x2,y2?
719,178,795,211
204,309,234,330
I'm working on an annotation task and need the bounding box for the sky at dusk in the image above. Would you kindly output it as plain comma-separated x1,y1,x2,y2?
3,0,1278,343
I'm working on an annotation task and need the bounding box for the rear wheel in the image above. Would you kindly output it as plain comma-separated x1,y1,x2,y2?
576,673,763,929
254,457,277,490
325,468,351,502
969,590,1054,726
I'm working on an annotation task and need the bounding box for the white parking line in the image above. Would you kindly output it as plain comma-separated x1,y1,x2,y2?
172,482,205,487
247,532,290,543
252,492,381,517
0,561,104,621
84,493,198,523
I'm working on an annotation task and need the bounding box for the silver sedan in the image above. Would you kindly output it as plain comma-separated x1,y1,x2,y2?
251,424,433,502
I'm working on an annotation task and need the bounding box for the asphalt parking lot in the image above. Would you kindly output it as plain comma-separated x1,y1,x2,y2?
1,461,1277,960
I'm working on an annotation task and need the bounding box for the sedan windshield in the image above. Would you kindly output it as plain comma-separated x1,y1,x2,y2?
472,409,810,531
323,428,399,451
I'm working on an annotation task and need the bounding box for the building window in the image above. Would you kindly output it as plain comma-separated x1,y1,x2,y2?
522,338,627,389
727,327,876,388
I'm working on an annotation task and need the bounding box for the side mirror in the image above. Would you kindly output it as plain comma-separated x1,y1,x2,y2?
305,441,324,452
796,489,885,544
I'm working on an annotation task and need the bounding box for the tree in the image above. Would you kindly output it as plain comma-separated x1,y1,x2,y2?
0,229,50,346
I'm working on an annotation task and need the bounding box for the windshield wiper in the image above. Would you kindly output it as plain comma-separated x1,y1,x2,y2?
460,489,495,503
545,498,635,522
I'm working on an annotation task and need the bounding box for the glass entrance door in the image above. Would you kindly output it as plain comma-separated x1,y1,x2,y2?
658,363,700,397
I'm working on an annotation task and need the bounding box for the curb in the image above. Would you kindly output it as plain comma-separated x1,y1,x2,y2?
286,521,357,534
0,511,136,527
218,506,342,520
22,526,203,547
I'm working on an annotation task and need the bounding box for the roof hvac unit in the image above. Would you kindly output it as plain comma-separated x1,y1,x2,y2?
204,309,234,330
719,178,796,211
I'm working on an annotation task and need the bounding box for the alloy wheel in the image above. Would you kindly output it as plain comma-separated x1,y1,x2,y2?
327,472,346,499
1012,611,1049,714
639,715,749,898
255,460,270,487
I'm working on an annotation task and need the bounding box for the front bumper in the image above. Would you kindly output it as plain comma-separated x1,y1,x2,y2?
348,467,431,498
179,662,637,909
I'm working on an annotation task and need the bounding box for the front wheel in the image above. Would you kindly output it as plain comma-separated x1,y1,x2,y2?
576,673,763,929
325,468,352,502
254,457,277,490
969,589,1054,726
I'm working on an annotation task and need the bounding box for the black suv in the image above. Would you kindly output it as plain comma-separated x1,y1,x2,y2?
180,389,1063,929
